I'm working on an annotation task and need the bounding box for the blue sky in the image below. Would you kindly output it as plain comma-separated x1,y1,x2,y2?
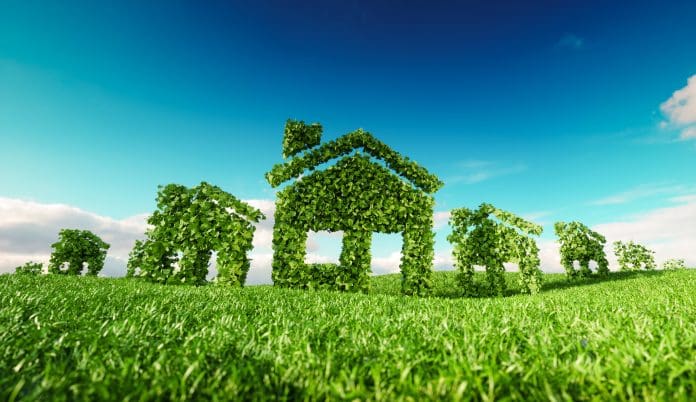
1,1,696,279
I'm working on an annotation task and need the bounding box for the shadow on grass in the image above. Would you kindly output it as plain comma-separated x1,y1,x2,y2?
479,270,666,299
369,269,668,299
537,270,666,293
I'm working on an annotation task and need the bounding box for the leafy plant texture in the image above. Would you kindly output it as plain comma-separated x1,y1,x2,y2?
448,203,544,296
14,261,43,275
282,119,323,158
554,221,609,279
662,258,687,270
267,120,441,295
266,123,444,193
48,229,110,275
613,241,656,271
126,182,265,286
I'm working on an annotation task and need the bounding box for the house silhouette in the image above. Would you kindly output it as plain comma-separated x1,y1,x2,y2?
266,120,443,294
126,182,265,286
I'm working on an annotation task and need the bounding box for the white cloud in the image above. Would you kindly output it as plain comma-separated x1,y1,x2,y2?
430,241,564,274
4,193,692,284
448,161,526,185
237,199,276,284
670,194,696,203
593,195,696,267
537,240,563,273
0,197,279,283
521,210,553,226
304,253,339,264
246,252,272,284
458,160,494,169
433,251,454,270
305,230,343,258
372,251,402,275
0,197,148,275
433,211,451,229
681,126,696,140
660,74,696,140
590,183,691,206
532,195,696,272
245,199,275,249
0,197,464,283
661,74,696,125
250,193,696,278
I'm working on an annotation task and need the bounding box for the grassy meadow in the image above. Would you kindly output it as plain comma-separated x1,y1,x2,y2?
1,270,695,401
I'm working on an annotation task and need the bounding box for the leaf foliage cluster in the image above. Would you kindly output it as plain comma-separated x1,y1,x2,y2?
448,203,543,296
613,240,656,271
48,229,110,276
266,122,444,193
662,258,687,270
267,120,439,295
282,119,323,158
126,182,264,286
2,271,695,400
554,221,609,278
271,153,436,295
14,261,43,275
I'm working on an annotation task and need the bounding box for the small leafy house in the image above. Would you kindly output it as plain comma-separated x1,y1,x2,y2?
266,120,443,295
127,182,265,286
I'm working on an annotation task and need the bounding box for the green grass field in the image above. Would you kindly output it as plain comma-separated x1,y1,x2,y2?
1,270,695,401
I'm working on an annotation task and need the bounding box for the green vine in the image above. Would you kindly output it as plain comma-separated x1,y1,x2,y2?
127,182,264,286
268,120,439,295
613,241,656,271
448,203,543,296
554,221,609,278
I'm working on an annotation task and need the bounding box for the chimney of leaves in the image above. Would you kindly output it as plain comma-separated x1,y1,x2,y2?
282,119,323,158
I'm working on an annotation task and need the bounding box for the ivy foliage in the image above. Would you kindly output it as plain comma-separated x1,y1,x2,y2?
662,258,686,270
448,203,543,296
266,122,444,193
282,119,323,158
267,120,439,296
48,229,110,275
15,261,43,275
613,241,656,271
126,182,264,286
554,221,609,278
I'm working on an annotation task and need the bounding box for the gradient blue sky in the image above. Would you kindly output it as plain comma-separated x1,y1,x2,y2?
1,1,696,276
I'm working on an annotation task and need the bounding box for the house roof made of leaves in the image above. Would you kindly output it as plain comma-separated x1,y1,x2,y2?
265,129,444,194
159,182,265,223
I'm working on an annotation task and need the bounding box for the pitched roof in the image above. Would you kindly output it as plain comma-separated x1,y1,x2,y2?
265,130,443,193
451,203,543,236
183,182,265,223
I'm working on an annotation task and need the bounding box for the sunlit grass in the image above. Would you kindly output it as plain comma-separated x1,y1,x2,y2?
1,270,694,400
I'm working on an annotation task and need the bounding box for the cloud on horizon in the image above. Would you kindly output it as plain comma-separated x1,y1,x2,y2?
589,183,693,206
0,197,148,276
2,195,694,282
592,195,696,267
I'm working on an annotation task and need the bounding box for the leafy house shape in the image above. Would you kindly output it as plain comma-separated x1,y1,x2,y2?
448,203,544,296
554,221,609,278
127,182,265,286
266,120,443,295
